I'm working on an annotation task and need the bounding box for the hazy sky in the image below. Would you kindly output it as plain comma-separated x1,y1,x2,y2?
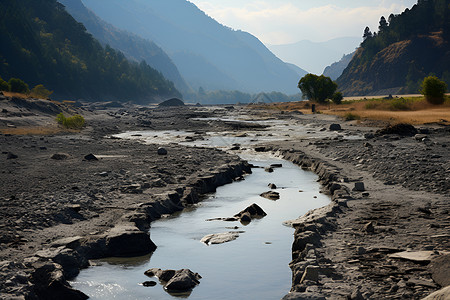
189,0,417,44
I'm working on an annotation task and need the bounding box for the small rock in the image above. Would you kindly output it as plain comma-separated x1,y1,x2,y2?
300,266,320,283
268,183,277,189
142,281,157,287
329,124,342,131
84,153,98,161
353,182,365,192
164,269,201,292
264,167,274,173
157,147,167,155
363,221,375,233
270,163,282,168
7,152,18,159
414,134,428,141
239,212,252,223
388,251,436,263
51,153,70,160
260,191,280,200
200,232,240,245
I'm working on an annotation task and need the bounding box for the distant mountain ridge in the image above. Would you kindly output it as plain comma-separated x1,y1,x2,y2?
58,0,190,95
337,0,450,96
267,37,361,75
323,52,355,81
81,0,302,95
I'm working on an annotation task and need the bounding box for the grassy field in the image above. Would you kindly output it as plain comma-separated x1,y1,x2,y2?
255,95,450,125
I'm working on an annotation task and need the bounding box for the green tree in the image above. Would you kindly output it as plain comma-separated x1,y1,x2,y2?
420,76,447,104
8,78,29,93
30,84,53,99
331,91,343,104
0,77,9,91
298,74,337,103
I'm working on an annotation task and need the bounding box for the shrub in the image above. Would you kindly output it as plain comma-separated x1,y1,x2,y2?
331,92,343,104
56,113,85,130
389,98,411,110
0,76,9,91
30,84,53,99
420,76,447,105
344,112,361,121
8,78,29,93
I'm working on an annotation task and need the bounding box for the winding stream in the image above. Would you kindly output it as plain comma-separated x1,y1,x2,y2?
71,154,330,299
72,115,333,299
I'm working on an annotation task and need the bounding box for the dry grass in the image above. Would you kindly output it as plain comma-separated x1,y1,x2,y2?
0,125,76,135
253,96,450,125
2,91,30,99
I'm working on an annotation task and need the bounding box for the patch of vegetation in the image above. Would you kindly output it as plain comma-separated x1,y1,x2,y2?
30,84,53,99
56,113,85,130
331,92,343,104
8,78,29,93
389,97,412,110
421,76,447,105
344,112,361,121
0,76,9,91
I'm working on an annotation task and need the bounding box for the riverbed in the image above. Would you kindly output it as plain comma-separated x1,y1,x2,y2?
71,155,330,299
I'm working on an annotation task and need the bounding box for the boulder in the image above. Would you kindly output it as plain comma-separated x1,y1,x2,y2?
329,124,342,131
422,286,450,300
234,203,267,219
103,224,157,257
164,269,202,292
260,191,280,200
157,147,168,155
158,98,185,107
429,254,450,287
31,262,88,300
200,232,240,245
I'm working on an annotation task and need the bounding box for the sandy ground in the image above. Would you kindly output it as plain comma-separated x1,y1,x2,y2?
0,92,449,299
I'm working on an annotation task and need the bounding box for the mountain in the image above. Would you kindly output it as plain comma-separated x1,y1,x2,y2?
337,0,450,96
0,0,180,102
323,52,355,80
267,37,361,75
81,0,301,95
286,63,308,78
58,0,190,95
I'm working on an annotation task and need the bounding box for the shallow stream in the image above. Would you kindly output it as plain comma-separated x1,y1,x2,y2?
71,155,330,299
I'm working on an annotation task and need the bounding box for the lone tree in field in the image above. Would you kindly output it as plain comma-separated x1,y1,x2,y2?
421,76,447,105
298,74,337,103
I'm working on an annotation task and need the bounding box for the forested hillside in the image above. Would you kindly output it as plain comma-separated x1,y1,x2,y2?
58,0,190,95
0,0,180,102
337,0,450,96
